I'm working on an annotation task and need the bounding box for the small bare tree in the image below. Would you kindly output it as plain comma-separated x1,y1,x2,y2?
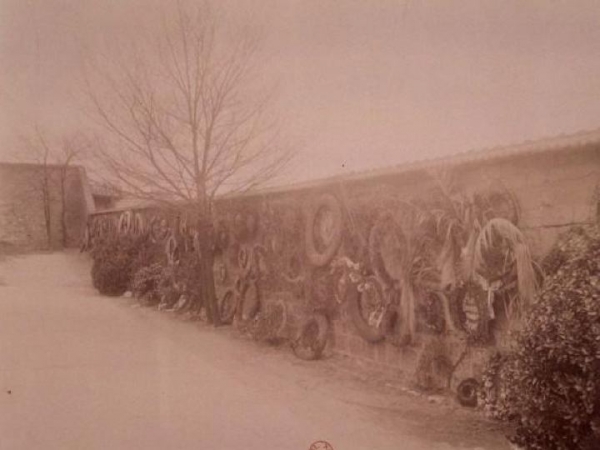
83,2,293,323
15,127,82,248
57,136,83,246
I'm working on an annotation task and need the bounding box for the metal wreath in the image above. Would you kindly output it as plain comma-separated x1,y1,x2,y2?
165,235,180,266
305,193,344,267
117,211,132,235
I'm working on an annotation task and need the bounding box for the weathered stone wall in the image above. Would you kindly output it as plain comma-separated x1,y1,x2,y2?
87,142,600,389
0,163,93,250
247,143,599,386
453,145,599,256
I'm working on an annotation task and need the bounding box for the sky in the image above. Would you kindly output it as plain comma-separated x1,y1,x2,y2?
1,0,600,184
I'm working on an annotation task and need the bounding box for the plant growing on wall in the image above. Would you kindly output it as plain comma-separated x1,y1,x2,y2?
425,178,539,338
348,173,538,345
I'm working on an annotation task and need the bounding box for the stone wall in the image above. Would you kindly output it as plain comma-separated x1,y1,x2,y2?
301,144,599,386
87,140,600,389
453,145,599,256
242,142,598,387
0,163,93,250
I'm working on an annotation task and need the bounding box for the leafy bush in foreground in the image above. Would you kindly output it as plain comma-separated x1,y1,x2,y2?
480,224,600,449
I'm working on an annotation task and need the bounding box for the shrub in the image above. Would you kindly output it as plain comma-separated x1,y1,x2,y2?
131,262,164,304
91,234,150,296
480,224,600,449
148,252,205,312
174,252,204,310
156,265,182,309
130,234,165,275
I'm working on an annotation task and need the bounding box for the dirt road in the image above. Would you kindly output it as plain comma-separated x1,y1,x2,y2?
0,252,509,450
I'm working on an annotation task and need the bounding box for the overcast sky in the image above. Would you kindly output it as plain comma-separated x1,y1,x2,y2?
1,0,600,183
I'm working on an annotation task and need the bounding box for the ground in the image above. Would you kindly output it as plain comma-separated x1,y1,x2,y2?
0,251,511,450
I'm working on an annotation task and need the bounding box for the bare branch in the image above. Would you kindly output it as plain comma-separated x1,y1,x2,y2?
83,1,294,216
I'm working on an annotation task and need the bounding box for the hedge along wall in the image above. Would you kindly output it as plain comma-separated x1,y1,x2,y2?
87,139,600,391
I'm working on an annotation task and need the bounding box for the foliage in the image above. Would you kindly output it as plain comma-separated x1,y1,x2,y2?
156,264,182,309
479,224,600,450
479,352,520,420
131,262,164,305
422,180,538,342
261,203,304,280
90,235,144,296
333,179,535,345
174,252,204,310
129,234,165,276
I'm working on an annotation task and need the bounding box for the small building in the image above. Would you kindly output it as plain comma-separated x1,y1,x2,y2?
90,182,121,212
0,162,95,250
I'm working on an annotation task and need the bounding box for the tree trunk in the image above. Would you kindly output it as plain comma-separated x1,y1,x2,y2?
196,212,220,326
60,168,68,247
42,170,52,249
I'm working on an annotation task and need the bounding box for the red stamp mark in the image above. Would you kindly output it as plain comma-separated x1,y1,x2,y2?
309,441,334,450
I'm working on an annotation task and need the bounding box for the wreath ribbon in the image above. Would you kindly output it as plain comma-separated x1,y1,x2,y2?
474,273,502,319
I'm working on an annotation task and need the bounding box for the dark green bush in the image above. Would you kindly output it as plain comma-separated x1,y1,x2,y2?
154,265,181,309
91,234,155,297
480,224,600,449
131,262,164,304
130,234,166,275
173,252,204,310
145,251,205,311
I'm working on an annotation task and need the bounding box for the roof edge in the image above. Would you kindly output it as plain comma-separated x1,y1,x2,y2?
222,127,600,200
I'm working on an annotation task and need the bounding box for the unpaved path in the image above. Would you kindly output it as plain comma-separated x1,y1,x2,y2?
0,252,510,450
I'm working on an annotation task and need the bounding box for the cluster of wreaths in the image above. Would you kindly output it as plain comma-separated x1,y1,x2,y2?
210,206,270,328
354,188,537,347
161,217,207,267
216,239,289,343
116,210,146,237
80,214,117,251
229,209,259,242
255,203,306,287
213,196,337,357
291,193,345,360
82,210,150,251
215,195,342,359
224,247,263,322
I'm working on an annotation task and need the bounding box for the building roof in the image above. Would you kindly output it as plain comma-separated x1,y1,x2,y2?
90,127,600,212
229,127,600,199
89,181,121,198
0,161,85,171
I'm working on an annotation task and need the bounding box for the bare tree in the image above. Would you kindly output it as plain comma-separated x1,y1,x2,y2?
14,128,83,249
83,2,293,323
57,136,83,246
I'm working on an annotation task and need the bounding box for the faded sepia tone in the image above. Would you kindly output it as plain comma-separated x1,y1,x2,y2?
1,1,600,450
2,1,600,179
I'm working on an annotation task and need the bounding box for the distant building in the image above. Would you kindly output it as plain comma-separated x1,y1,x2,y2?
89,182,121,211
0,162,95,250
